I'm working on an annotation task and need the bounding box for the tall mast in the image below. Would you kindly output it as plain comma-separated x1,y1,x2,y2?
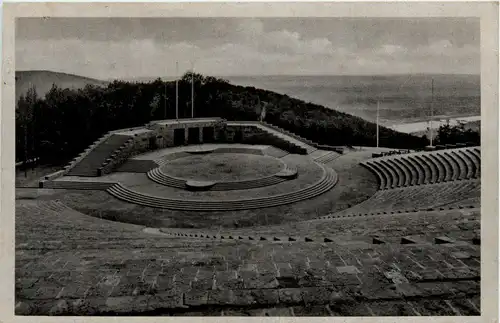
376,100,379,148
175,61,179,119
191,61,194,118
429,78,434,146
164,76,167,119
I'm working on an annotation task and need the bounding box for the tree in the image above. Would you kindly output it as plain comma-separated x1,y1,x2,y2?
149,93,162,118
16,85,39,174
15,72,430,168
435,123,480,146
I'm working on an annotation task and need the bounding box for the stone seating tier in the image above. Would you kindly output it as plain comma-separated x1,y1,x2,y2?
362,147,480,190
325,180,480,218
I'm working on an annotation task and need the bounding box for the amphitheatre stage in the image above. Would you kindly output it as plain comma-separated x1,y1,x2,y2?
16,118,481,316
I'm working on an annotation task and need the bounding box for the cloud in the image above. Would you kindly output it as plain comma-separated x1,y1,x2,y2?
416,39,478,59
16,38,204,79
376,44,408,56
235,19,340,57
428,39,454,53
16,19,480,78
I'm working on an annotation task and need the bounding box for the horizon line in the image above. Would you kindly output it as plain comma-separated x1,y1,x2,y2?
16,69,481,82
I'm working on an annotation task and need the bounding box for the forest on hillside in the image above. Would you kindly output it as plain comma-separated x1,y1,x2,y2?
16,73,443,165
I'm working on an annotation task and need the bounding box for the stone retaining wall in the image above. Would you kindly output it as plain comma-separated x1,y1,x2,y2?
99,120,227,175
224,125,307,154
99,132,154,175
150,119,225,147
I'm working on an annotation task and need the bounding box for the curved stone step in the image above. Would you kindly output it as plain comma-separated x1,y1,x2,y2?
428,153,446,183
392,158,412,187
326,179,480,217
386,159,406,188
413,154,433,184
373,160,397,189
147,165,296,191
443,151,461,181
107,165,338,211
419,154,439,184
434,153,453,182
406,156,425,185
450,150,467,180
468,148,481,178
462,149,479,179
399,157,419,186
362,162,387,190
214,177,283,190
147,168,185,188
408,155,426,185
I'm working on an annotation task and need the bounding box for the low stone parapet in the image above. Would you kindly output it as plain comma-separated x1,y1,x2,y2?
185,180,216,191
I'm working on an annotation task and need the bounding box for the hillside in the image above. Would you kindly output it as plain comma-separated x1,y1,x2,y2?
15,72,429,164
15,70,108,102
227,74,481,125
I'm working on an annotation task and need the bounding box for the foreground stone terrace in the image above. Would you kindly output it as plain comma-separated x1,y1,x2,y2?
15,198,480,316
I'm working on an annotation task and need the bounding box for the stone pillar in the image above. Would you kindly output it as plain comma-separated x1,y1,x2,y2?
199,127,204,143
164,128,174,147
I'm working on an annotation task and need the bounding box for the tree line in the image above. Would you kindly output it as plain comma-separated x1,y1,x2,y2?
16,72,477,166
434,122,480,146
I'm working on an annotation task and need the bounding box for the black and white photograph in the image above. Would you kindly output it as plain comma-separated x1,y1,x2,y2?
3,2,498,319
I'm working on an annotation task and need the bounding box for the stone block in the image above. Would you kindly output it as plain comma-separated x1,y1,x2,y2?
278,288,303,304
231,289,258,306
336,266,360,274
183,290,209,307
148,289,185,309
368,300,419,316
292,305,331,316
104,296,143,313
243,273,279,289
207,290,234,306
301,287,332,305
400,237,418,244
434,236,455,244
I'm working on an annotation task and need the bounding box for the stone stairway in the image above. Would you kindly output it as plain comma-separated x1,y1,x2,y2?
259,121,319,147
67,134,132,177
315,151,341,164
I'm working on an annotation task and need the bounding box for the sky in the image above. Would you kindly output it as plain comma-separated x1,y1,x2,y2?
16,17,480,80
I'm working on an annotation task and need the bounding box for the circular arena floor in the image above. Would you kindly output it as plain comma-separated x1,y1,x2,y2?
102,145,339,211
161,153,284,182
45,145,381,228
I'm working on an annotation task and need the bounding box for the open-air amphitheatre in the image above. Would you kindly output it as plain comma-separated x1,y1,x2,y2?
16,117,481,316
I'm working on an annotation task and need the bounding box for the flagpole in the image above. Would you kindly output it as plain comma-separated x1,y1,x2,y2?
376,100,379,148
429,78,434,147
164,76,167,119
175,61,179,120
191,61,194,118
